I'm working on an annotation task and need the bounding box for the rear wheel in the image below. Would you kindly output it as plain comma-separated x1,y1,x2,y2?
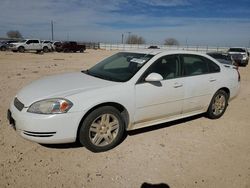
43,46,49,53
18,46,25,53
78,106,125,152
206,90,228,119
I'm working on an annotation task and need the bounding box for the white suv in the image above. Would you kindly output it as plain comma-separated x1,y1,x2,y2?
9,39,50,53
228,47,249,66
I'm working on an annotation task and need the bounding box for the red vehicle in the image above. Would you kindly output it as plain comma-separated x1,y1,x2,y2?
56,41,86,53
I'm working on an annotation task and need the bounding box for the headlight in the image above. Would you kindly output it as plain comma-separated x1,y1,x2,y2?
27,98,73,114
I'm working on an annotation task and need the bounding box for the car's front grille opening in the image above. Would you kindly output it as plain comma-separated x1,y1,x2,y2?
14,98,24,111
23,131,56,137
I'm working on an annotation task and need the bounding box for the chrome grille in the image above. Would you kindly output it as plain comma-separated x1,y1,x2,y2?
14,98,24,111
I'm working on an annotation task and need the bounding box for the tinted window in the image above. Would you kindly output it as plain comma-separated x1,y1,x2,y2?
228,48,246,53
207,53,231,61
26,40,32,44
182,55,208,76
205,58,220,73
140,55,179,82
33,40,39,43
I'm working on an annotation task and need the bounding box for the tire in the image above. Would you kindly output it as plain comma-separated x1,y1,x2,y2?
43,46,49,53
0,46,7,51
206,90,229,119
78,106,125,152
79,49,84,53
18,46,25,53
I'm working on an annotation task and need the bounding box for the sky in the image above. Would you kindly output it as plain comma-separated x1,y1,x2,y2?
0,0,250,46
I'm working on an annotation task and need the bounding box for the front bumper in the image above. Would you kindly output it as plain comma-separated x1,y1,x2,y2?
8,101,84,144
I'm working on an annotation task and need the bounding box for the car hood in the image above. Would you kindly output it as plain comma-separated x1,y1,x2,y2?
11,42,23,45
17,72,117,106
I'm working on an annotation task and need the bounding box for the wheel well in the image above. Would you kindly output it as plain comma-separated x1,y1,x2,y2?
219,87,230,99
76,102,129,140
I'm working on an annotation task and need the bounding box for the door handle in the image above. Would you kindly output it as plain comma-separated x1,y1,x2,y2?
209,78,216,82
173,83,183,88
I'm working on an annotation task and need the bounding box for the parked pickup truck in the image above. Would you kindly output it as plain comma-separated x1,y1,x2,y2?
228,47,249,66
9,39,51,53
55,41,86,52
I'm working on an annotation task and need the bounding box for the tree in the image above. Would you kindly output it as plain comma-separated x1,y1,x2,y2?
126,34,146,44
164,38,179,46
6,30,23,39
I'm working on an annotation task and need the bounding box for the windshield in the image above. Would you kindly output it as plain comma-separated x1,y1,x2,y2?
228,48,246,53
86,52,154,82
17,40,27,43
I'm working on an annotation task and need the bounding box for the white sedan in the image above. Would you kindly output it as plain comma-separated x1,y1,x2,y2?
8,50,240,152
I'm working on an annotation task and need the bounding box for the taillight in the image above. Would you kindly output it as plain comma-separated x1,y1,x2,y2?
237,69,240,82
233,66,240,82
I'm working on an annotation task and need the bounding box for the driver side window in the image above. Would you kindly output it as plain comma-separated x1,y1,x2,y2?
141,55,179,82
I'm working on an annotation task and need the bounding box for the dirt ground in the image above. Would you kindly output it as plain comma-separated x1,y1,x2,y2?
0,50,249,188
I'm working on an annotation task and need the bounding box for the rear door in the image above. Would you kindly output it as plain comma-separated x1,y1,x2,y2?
180,54,220,113
32,40,40,50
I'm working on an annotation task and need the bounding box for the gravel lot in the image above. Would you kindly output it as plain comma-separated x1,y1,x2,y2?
0,50,249,188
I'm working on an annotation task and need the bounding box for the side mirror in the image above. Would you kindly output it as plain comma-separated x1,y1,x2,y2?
145,73,163,82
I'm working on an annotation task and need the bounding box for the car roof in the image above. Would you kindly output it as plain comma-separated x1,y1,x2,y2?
122,49,208,56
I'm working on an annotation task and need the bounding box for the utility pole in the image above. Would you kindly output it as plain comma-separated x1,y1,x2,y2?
122,33,124,44
51,20,54,41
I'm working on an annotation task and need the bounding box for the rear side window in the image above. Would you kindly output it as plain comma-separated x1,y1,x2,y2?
182,55,209,76
182,54,220,76
206,58,220,73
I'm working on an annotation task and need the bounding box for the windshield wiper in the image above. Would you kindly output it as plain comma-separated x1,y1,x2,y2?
82,70,122,82
81,69,88,74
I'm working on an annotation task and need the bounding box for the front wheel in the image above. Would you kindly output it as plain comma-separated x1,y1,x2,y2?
206,90,228,119
78,106,125,152
18,46,25,53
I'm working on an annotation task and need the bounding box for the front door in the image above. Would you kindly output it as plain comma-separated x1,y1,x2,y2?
134,54,184,125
